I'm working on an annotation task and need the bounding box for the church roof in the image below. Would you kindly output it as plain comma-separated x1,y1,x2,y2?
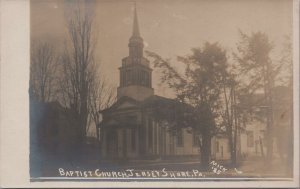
100,94,195,130
101,95,189,115
141,95,180,108
100,96,140,113
100,95,180,128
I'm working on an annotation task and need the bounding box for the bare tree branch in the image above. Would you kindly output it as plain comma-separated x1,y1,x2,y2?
30,42,59,102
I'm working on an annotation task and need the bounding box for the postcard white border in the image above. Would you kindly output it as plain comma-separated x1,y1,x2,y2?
0,0,299,188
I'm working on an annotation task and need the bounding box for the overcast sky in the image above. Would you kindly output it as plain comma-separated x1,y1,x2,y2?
31,0,293,98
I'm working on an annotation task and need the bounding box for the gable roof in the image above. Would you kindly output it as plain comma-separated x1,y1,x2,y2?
141,95,179,109
101,96,141,113
101,94,195,119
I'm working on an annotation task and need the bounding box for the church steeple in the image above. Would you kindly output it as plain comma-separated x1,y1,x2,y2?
132,3,140,37
128,3,144,59
117,3,154,101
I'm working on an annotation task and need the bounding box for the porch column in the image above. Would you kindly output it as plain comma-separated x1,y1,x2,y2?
145,117,149,155
135,127,139,156
156,123,159,155
123,128,127,158
101,129,106,157
152,120,155,155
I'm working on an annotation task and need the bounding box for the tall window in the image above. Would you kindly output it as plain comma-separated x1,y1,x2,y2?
141,71,146,86
148,118,153,149
137,70,141,85
247,131,254,147
176,129,184,147
193,132,199,147
216,141,219,153
255,140,259,154
131,129,136,151
148,74,151,87
144,72,149,87
221,146,224,157
126,70,132,85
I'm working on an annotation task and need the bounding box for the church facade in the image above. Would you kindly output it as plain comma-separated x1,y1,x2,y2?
99,6,230,160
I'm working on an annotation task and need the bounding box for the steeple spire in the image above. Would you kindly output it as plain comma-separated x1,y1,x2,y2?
128,2,144,58
117,2,154,101
132,2,140,37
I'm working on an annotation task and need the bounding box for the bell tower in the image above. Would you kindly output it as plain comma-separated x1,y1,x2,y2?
117,4,154,101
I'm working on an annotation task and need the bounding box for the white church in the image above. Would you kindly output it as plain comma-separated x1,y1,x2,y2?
98,5,273,161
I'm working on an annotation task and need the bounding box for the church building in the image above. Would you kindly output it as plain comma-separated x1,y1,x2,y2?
99,6,202,159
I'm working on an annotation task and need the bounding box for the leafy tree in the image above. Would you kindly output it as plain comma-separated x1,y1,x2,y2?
278,35,293,87
146,42,230,169
220,73,241,166
276,35,293,174
234,31,278,163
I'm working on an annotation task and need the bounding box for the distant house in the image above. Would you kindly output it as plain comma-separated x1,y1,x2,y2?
239,86,293,159
211,135,231,161
30,99,78,155
240,121,267,157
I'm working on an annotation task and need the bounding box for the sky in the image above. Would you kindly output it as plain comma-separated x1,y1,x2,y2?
31,0,293,98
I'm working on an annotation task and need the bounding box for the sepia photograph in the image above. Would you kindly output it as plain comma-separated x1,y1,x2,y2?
24,0,298,185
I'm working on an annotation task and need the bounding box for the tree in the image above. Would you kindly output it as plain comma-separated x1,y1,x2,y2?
220,74,241,166
234,31,277,163
30,42,59,102
277,35,293,175
146,42,230,169
278,35,293,87
59,6,96,148
88,64,116,143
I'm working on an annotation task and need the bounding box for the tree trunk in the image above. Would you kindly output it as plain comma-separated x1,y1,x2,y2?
232,126,237,165
227,125,236,166
265,98,274,164
200,125,211,170
232,87,238,166
229,132,236,166
264,61,274,165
